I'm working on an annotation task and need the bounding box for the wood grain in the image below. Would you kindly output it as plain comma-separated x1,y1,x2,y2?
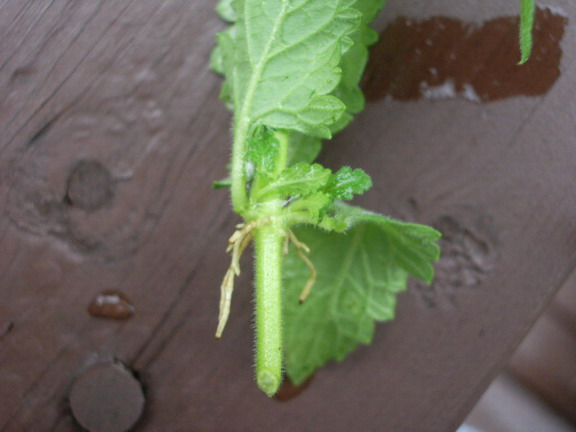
1,1,575,431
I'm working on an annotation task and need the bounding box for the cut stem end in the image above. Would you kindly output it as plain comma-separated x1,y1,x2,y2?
257,370,281,397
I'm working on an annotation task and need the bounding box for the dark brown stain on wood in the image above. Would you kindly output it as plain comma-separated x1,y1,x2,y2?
363,7,567,102
88,290,135,320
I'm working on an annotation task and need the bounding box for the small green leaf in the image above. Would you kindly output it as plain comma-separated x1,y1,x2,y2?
283,206,440,384
246,126,280,180
323,167,372,200
519,0,535,65
256,163,331,200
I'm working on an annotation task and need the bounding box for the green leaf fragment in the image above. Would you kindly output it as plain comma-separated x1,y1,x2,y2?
246,127,280,179
284,191,333,223
256,163,332,200
216,0,236,22
212,30,237,107
330,0,388,133
519,0,535,65
212,177,232,189
323,166,372,200
283,206,440,384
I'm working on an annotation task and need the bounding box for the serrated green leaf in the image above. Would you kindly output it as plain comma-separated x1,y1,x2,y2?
218,0,367,138
283,207,440,384
211,4,237,77
211,0,389,164
212,30,236,107
255,162,331,200
212,0,386,133
210,45,224,75
519,0,535,65
320,202,441,281
323,166,372,200
260,95,346,139
330,0,388,133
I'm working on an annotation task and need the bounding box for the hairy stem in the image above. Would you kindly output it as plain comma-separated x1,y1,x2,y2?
230,123,249,213
272,130,289,176
230,2,288,213
254,219,285,396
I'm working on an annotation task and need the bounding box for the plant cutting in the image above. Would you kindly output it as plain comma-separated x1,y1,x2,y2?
210,0,535,397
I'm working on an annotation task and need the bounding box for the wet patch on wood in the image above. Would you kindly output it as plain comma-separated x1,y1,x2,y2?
88,290,135,320
363,7,567,103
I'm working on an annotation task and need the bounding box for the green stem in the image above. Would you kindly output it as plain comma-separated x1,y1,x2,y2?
230,122,249,213
230,2,288,214
272,130,289,176
254,219,285,396
252,130,289,396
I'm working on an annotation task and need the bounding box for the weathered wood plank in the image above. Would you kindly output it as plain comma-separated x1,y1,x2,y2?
509,274,576,423
1,1,575,431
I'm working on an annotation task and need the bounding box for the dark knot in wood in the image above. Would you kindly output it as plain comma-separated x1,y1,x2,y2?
68,360,145,432
413,210,498,309
65,160,115,211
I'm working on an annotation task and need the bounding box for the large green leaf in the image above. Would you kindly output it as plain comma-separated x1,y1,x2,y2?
283,207,440,384
213,0,391,140
212,0,389,151
227,0,364,138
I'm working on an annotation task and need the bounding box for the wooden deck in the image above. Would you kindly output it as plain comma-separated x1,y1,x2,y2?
465,273,576,431
1,1,575,431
